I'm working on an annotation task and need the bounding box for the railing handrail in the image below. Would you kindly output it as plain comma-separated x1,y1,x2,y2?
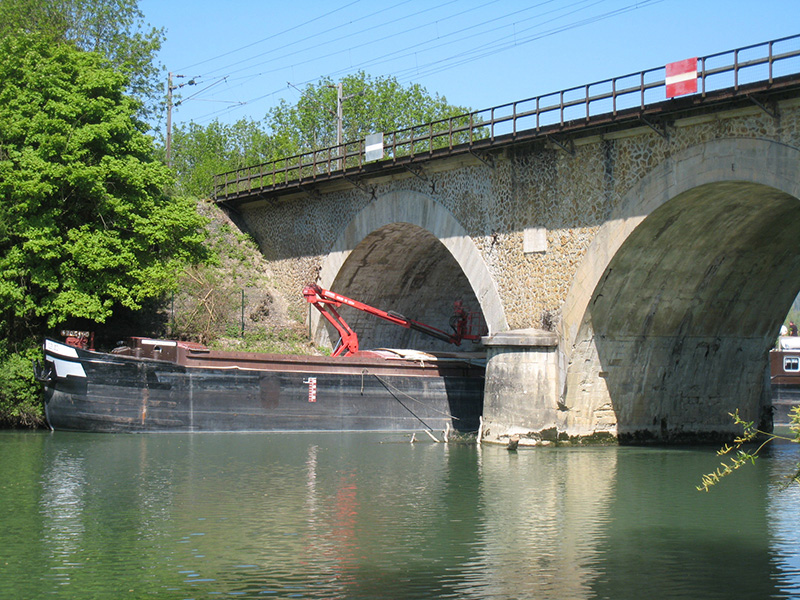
214,33,800,200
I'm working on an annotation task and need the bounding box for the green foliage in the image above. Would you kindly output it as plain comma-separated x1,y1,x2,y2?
697,409,800,492
171,71,473,197
170,119,283,198
211,328,317,356
0,0,165,120
0,33,209,336
0,347,44,427
170,264,240,342
268,71,472,154
0,32,209,424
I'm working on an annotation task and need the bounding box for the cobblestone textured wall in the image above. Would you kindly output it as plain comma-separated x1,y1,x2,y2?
239,100,800,337
235,99,800,441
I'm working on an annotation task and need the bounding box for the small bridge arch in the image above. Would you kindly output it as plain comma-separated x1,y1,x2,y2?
312,189,508,350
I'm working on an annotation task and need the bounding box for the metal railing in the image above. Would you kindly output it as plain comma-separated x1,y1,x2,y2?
214,34,800,202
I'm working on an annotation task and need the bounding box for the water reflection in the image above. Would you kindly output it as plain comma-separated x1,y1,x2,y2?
40,449,87,586
768,441,800,599
470,447,616,599
0,431,799,599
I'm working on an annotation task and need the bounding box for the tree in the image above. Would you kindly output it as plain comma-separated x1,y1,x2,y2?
697,408,800,492
267,71,472,153
0,32,208,356
0,0,165,120
170,119,287,198
170,72,474,197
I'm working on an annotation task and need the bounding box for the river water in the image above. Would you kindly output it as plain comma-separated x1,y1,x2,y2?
1,431,799,600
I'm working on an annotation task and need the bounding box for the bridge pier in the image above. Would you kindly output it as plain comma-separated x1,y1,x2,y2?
480,329,569,445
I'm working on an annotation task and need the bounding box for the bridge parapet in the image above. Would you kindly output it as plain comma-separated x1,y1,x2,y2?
215,35,800,208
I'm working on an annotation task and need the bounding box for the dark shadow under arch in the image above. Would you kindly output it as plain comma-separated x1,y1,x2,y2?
577,181,800,441
323,222,485,352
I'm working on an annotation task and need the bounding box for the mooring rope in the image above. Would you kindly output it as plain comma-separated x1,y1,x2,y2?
360,368,458,433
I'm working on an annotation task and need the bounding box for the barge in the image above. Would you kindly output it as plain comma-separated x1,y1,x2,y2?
35,285,486,434
770,335,800,427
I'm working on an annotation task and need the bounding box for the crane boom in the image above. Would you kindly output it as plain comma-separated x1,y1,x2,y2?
302,284,483,357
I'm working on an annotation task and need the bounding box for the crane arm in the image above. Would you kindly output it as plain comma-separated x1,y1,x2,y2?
302,284,482,357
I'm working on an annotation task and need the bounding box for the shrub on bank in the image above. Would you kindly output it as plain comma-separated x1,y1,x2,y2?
0,346,44,428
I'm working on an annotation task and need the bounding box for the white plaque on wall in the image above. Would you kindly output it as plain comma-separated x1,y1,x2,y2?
523,227,547,254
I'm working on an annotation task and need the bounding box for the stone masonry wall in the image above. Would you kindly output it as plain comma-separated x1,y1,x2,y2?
240,99,800,337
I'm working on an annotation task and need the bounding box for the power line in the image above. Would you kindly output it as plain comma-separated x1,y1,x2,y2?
186,0,581,121
390,0,653,83
184,0,664,125
320,0,598,82
199,0,428,78
177,0,362,72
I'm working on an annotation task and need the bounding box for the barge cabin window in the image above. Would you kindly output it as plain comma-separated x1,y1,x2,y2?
784,356,800,372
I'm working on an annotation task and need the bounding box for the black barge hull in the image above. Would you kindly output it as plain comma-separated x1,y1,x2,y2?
40,339,484,433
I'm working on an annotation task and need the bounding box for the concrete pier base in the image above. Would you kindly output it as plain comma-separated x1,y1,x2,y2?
480,329,564,446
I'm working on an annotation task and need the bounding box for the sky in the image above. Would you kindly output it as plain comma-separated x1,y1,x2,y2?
138,0,800,132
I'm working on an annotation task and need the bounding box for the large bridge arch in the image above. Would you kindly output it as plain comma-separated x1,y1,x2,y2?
561,137,800,440
312,189,507,350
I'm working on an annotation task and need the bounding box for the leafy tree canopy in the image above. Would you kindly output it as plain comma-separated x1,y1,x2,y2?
268,71,471,152
171,71,472,197
0,0,165,120
0,32,208,344
170,118,289,198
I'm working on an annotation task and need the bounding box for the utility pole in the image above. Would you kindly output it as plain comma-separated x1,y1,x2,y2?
332,81,363,171
166,72,173,166
166,73,199,167
336,82,344,166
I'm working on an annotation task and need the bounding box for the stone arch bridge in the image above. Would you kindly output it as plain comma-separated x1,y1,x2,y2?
216,38,800,443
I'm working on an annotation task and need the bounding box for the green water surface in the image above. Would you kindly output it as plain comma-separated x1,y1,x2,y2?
1,431,798,599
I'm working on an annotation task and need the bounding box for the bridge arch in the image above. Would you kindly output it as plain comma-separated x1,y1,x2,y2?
313,189,507,350
561,137,800,440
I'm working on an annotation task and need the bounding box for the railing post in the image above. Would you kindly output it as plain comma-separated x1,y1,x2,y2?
469,113,474,145
769,40,774,83
449,117,453,149
513,101,517,137
612,78,617,116
585,84,590,121
701,56,707,98
641,71,645,110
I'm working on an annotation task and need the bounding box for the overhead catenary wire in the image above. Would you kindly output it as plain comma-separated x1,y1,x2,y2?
178,0,664,125
176,0,508,113
206,0,500,82
195,0,436,79
177,0,362,72
174,0,591,122
391,0,665,84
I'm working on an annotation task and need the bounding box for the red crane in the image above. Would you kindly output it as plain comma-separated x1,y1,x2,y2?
302,284,484,357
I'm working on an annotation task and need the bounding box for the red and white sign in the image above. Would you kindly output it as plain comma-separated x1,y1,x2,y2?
304,377,317,403
665,57,697,98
